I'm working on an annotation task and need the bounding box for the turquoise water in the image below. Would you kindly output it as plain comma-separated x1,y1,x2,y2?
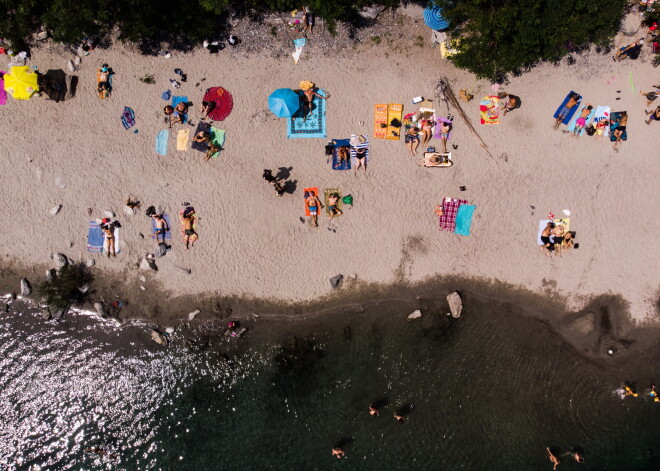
0,296,658,470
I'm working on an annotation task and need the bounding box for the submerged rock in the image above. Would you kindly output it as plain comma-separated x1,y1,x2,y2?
188,309,200,321
407,309,422,321
150,329,168,346
20,278,32,296
447,291,463,318
94,302,106,318
329,274,343,289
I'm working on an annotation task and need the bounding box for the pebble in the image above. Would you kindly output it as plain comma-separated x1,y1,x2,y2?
49,205,62,216
188,309,200,321
407,309,422,320
104,210,115,218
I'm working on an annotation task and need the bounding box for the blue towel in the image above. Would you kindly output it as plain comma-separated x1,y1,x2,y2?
87,221,104,252
156,130,169,156
171,96,189,123
454,204,476,236
331,139,351,170
553,91,582,125
287,89,327,139
151,214,172,240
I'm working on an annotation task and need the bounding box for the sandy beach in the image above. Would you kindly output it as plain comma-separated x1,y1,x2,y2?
0,8,658,324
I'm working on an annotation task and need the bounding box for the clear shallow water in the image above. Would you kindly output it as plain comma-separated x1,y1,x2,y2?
0,297,658,470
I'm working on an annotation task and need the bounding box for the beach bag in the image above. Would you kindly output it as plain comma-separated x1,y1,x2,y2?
342,195,353,206
325,143,334,155
585,124,596,136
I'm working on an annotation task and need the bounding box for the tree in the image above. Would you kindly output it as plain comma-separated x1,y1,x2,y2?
436,0,627,80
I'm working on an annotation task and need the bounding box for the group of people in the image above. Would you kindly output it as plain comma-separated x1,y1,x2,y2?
640,84,660,124
405,113,452,156
540,222,578,257
621,383,658,402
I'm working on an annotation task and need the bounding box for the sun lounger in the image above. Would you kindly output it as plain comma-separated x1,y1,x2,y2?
386,104,403,140
421,152,453,167
303,187,319,216
480,96,500,124
454,204,476,236
610,111,628,141
374,104,388,139
553,91,582,125
324,188,342,218
331,138,351,170
439,197,468,232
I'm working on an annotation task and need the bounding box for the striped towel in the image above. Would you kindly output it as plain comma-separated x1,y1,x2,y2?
439,197,468,232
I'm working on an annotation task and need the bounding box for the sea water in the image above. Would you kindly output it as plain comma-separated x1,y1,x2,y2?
0,297,658,470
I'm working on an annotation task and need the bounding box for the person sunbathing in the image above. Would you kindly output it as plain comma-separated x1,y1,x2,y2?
199,100,214,119
595,119,609,141
563,231,578,250
552,225,566,255
172,101,189,124
151,214,169,243
304,190,323,227
205,143,221,161
337,146,350,166
194,131,211,143
645,106,660,125
327,193,342,219
102,222,116,258
301,86,327,121
421,117,435,148
354,146,367,175
554,93,580,129
405,127,420,155
540,221,555,257
182,210,197,249
613,39,644,61
612,112,627,150
573,105,593,135
502,94,521,115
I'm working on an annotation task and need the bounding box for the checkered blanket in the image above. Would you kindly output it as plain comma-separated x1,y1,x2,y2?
439,198,468,232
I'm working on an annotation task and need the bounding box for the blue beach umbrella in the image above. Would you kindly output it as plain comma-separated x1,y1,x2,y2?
423,5,449,31
268,88,300,118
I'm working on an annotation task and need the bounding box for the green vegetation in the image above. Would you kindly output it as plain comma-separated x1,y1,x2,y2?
35,263,94,312
139,74,155,84
371,35,382,45
436,0,628,80
643,3,660,67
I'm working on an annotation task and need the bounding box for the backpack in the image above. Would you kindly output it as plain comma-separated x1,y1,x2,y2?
325,143,334,155
342,195,353,206
585,124,596,136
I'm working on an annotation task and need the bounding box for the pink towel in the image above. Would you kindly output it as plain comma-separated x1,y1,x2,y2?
439,198,468,232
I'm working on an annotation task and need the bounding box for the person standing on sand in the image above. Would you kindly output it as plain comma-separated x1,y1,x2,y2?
546,447,560,470
554,93,580,129
305,190,323,227
182,210,198,249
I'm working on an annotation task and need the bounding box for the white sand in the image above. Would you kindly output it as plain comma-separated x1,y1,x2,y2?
0,15,658,322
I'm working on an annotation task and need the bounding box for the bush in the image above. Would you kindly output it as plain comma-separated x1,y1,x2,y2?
35,263,94,312
436,0,627,80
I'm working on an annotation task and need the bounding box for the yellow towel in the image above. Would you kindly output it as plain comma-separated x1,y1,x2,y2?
176,129,190,151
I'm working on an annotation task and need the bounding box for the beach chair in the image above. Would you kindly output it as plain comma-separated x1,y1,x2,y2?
421,152,452,167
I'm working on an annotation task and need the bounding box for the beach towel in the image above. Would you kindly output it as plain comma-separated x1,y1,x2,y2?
209,127,226,158
349,134,370,166
0,72,6,106
171,96,188,123
434,116,453,140
331,139,351,170
386,104,403,140
121,106,135,130
553,91,582,125
303,187,320,216
292,38,306,64
86,221,104,253
151,214,172,240
422,152,452,167
592,105,611,138
324,188,342,218
610,111,628,142
178,209,198,241
439,198,468,232
191,121,212,152
176,129,190,151
103,226,120,255
454,204,476,236
374,104,388,139
479,96,500,124
156,130,169,156
567,105,596,135
287,89,327,138
96,71,111,99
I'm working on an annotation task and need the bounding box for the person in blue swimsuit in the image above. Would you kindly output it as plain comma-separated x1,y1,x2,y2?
305,190,323,227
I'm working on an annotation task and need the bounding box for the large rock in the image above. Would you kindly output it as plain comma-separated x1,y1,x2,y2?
567,312,596,336
20,278,32,296
329,274,344,289
85,259,95,267
53,253,69,268
94,302,106,318
140,256,157,271
104,210,115,218
123,206,136,216
46,269,56,282
150,329,168,346
447,291,463,318
407,309,422,321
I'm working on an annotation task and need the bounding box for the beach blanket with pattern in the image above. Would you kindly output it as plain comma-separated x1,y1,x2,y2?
287,89,327,138
439,198,468,232
610,111,628,141
479,96,500,124
121,106,135,130
349,135,370,165
331,139,351,170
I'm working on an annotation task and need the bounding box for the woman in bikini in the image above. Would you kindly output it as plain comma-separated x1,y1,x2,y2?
421,117,435,148
595,119,609,141
102,223,116,258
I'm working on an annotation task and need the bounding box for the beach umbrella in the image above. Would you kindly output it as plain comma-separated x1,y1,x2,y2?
423,5,449,31
268,88,300,118
4,65,39,100
203,86,233,121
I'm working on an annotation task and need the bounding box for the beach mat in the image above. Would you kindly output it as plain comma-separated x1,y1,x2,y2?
191,121,212,151
553,91,581,125
0,72,6,106
103,226,120,255
303,187,319,216
610,111,628,141
592,105,611,138
151,214,172,240
209,127,225,158
177,129,190,151
386,104,403,140
331,138,351,170
287,89,327,138
439,197,468,232
178,209,198,241
374,104,388,139
433,117,453,140
87,221,104,253
121,106,135,130
324,188,342,217
156,130,168,156
454,204,476,236
479,96,500,124
349,134,370,166
567,105,596,135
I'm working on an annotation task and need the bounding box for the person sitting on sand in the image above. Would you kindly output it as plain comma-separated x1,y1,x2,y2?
151,214,169,244
199,100,214,120
554,93,580,129
639,84,660,106
102,222,116,258
205,143,221,161
301,86,327,121
612,111,628,150
337,146,350,166
327,193,342,219
502,94,521,115
305,190,323,227
573,105,593,135
645,106,660,125
562,231,578,251
182,209,198,249
331,446,345,459
613,39,644,61
369,405,379,416
172,101,189,124
405,127,420,155
546,447,560,470
421,117,435,148
540,221,555,257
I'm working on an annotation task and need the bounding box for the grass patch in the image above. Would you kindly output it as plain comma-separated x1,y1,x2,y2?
371,35,382,45
139,74,155,84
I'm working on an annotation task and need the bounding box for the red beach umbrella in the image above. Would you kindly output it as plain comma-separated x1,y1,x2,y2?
203,86,233,121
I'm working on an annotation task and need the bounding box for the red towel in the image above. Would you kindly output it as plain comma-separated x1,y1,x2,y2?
439,198,468,232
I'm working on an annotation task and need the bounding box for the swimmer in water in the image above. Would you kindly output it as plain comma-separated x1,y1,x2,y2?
369,405,379,416
394,413,404,423
546,447,560,470
331,446,345,459
650,385,659,402
624,385,639,397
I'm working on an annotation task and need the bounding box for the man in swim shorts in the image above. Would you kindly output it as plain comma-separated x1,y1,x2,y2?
540,221,555,257
554,93,580,129
573,104,593,135
305,190,323,227
151,214,169,243
182,210,198,249
327,193,342,219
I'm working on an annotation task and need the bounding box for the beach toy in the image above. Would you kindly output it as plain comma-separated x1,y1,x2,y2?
548,212,555,219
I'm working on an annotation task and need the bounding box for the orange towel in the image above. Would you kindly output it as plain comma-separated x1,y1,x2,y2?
303,187,319,216
386,104,403,140
374,104,388,139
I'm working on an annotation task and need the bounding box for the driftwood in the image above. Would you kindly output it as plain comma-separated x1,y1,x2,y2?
435,78,507,173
